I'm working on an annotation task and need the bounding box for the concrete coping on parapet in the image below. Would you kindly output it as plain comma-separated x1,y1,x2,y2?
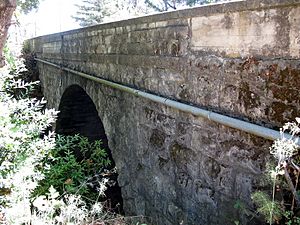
29,0,300,41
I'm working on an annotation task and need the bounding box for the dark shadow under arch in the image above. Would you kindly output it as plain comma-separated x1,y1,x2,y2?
56,85,106,143
56,85,123,213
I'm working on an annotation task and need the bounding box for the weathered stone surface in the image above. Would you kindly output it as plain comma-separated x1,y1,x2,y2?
28,0,300,224
191,10,278,57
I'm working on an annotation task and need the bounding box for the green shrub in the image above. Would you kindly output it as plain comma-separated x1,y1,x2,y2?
34,134,111,203
252,191,283,224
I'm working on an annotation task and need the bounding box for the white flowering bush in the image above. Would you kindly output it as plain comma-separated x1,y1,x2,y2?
252,118,300,225
0,56,108,225
0,56,107,225
30,183,108,225
0,56,58,224
270,119,300,167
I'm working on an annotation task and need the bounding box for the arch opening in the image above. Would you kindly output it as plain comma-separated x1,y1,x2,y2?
56,85,123,214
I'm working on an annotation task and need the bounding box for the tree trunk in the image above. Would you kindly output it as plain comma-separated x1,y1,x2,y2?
0,0,17,67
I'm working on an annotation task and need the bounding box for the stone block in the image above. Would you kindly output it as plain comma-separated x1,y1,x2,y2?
191,9,294,58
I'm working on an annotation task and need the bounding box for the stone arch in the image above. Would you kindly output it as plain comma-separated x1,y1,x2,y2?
56,84,123,213
56,85,106,143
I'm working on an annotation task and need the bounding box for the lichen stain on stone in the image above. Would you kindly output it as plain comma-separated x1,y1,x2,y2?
266,66,300,91
260,64,278,82
157,113,173,125
177,171,192,188
219,139,246,153
249,134,270,148
177,122,188,136
178,88,190,101
238,82,260,111
170,142,195,166
170,42,180,56
273,67,300,86
290,69,300,85
270,85,299,104
278,67,290,85
150,129,166,148
158,156,169,169
221,14,233,29
267,101,298,125
240,56,259,71
144,107,155,120
206,157,221,179
136,163,143,171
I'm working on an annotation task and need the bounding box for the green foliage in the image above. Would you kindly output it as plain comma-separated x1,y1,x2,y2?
17,0,41,14
144,0,225,12
73,0,228,26
252,191,283,224
283,211,300,225
3,45,16,69
72,0,150,27
72,0,113,27
34,134,111,203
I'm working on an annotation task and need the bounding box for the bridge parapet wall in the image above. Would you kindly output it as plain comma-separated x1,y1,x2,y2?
28,1,300,224
30,0,300,128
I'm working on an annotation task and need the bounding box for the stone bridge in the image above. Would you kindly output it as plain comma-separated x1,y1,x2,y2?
27,0,300,224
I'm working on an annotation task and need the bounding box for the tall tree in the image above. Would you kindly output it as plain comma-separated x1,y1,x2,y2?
0,0,40,67
0,0,17,67
73,0,226,27
144,0,221,12
144,0,182,12
73,0,150,27
17,0,40,13
72,0,114,27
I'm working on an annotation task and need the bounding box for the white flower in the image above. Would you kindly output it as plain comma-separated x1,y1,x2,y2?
48,186,59,200
33,196,49,212
270,138,298,163
91,202,103,214
55,215,65,223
